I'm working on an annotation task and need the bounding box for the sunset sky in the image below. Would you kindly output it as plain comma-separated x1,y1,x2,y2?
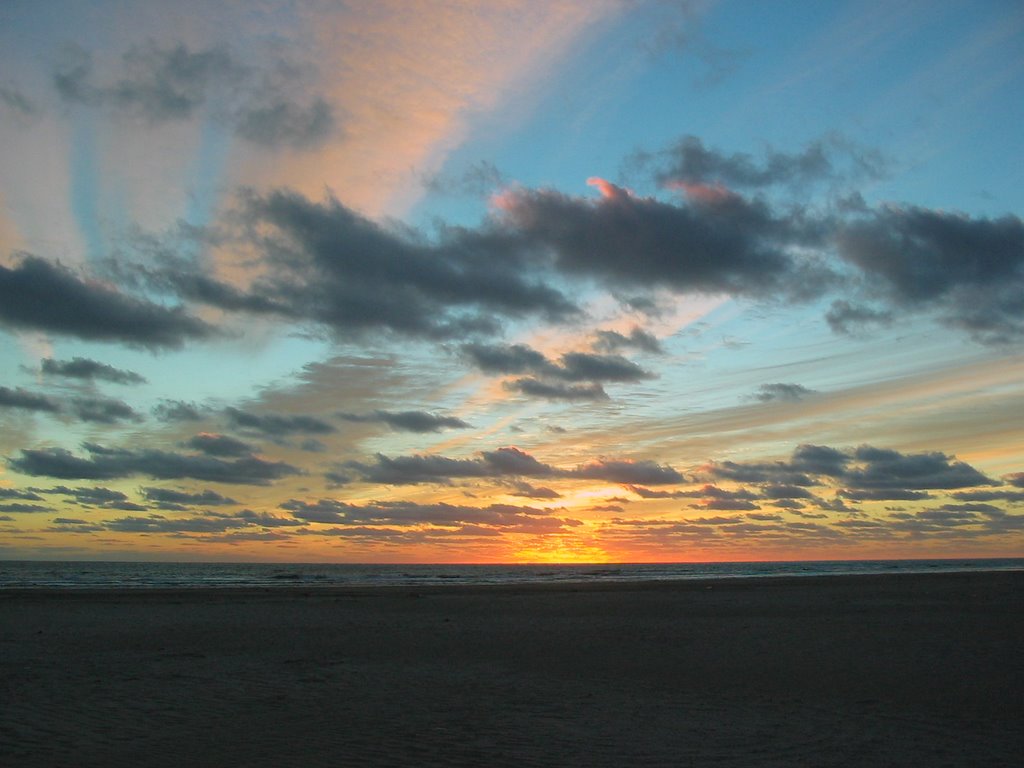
1,0,1022,563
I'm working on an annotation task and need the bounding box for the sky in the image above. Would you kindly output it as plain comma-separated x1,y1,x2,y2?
1,0,1023,564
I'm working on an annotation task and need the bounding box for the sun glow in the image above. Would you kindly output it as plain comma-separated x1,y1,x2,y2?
511,534,612,564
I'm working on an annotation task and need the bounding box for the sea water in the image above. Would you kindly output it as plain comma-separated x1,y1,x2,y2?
1,558,1021,590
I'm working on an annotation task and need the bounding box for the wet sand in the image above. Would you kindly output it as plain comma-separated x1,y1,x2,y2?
2,571,1022,767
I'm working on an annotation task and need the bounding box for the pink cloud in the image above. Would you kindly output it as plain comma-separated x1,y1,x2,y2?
237,2,621,219
586,176,632,201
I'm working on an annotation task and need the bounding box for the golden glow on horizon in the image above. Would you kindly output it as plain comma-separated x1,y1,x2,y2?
510,536,612,565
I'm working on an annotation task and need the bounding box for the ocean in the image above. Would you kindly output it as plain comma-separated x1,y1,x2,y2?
1,558,1021,590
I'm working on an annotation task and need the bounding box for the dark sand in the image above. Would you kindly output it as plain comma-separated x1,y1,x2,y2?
2,571,1022,767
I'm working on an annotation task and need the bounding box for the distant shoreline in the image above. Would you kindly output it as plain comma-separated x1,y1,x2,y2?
3,566,1022,599
3,556,1022,592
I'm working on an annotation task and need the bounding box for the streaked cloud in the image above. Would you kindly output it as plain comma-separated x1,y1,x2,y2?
40,357,147,385
9,443,301,485
337,410,471,434
53,41,337,149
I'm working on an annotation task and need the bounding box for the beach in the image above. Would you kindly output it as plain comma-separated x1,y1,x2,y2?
2,571,1022,767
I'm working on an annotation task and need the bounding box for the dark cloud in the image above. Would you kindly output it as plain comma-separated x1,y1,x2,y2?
690,499,761,511
0,386,141,424
0,255,212,348
825,300,893,335
487,138,1018,346
842,445,994,491
464,342,654,390
225,406,335,437
790,507,828,518
759,484,815,500
460,342,549,375
233,97,335,150
770,499,806,510
936,502,1005,515
979,511,1024,532
558,352,654,383
0,488,44,501
627,485,692,499
69,396,142,424
680,484,760,501
480,447,557,477
839,488,934,501
104,513,252,534
498,181,829,301
572,458,685,486
788,444,851,476
813,497,854,513
345,453,496,485
754,383,816,403
50,518,102,529
52,44,94,103
422,160,507,198
337,410,471,433
9,443,301,485
703,444,994,501
0,386,61,413
506,481,562,500
233,509,305,528
836,206,1024,342
40,357,147,385
123,255,290,316
185,433,256,457
650,134,885,191
54,43,238,118
152,400,207,422
950,489,1024,503
617,294,663,315
886,507,993,533
324,470,351,487
592,327,663,354
237,189,576,340
1,502,53,513
747,512,783,521
33,484,144,510
140,487,238,509
54,42,337,149
660,135,829,188
689,514,745,525
346,447,684,486
279,498,349,524
503,378,609,401
1005,472,1024,488
281,497,579,531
